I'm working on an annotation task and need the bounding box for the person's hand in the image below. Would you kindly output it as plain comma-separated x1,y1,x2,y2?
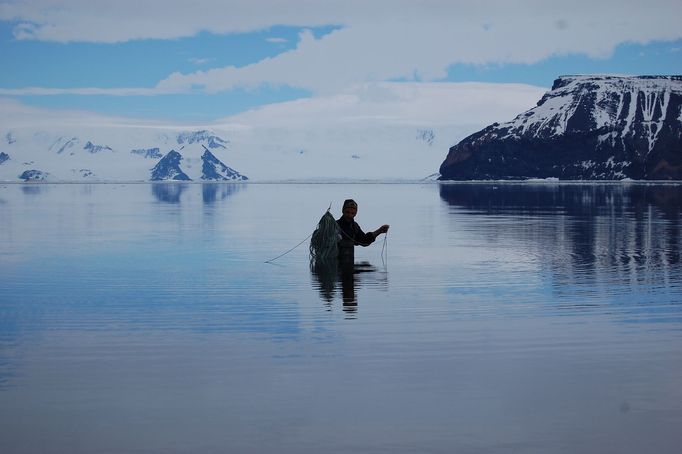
379,224,390,234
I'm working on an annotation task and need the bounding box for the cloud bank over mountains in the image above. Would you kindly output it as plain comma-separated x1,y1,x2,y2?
0,82,548,180
1,81,546,134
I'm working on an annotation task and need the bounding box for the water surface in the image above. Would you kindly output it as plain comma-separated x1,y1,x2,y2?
1,182,681,453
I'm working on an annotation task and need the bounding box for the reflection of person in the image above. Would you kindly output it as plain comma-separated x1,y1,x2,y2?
336,199,389,262
310,258,377,315
340,260,357,312
339,261,376,314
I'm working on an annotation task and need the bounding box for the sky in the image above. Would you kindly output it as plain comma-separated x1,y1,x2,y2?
0,0,681,125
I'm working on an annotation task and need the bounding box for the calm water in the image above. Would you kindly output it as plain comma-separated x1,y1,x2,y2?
1,182,681,453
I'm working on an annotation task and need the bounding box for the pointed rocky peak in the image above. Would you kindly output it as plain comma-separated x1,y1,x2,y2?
200,146,248,181
150,150,191,181
0,152,9,164
177,130,228,149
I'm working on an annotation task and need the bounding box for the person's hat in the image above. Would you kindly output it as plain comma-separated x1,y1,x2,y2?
342,199,357,210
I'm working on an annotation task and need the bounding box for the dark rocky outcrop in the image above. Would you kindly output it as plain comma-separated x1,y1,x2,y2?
83,141,113,154
150,150,190,181
201,147,248,181
439,75,682,180
131,147,163,159
50,137,79,154
0,152,9,164
19,169,48,181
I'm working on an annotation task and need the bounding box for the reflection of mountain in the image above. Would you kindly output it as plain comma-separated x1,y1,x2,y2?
439,184,682,218
21,184,46,195
151,182,245,204
152,183,188,203
439,184,681,282
201,183,243,203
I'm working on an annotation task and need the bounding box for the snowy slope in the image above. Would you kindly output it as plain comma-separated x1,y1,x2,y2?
0,122,470,182
500,75,679,147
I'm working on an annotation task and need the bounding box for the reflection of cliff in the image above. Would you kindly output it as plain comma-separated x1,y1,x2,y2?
439,184,681,287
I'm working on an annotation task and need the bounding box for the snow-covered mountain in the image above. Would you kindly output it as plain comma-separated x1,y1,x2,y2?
0,128,247,182
439,75,682,180
1,82,548,182
149,147,247,181
0,123,458,182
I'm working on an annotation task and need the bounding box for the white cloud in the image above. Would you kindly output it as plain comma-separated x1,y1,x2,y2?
220,82,546,128
0,0,352,42
157,1,682,95
266,37,288,44
0,97,182,128
0,82,546,129
1,1,681,96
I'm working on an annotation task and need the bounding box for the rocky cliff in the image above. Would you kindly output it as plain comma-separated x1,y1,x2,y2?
439,75,682,180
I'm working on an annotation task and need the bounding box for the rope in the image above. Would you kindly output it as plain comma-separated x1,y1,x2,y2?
265,232,313,263
381,231,388,266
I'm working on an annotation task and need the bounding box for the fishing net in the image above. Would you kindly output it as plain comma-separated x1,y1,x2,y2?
310,210,340,262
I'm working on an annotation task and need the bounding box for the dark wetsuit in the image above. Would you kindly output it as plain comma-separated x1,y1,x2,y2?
336,217,376,261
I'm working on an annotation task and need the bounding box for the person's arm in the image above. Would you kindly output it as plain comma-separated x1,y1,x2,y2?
354,224,389,247
372,224,390,237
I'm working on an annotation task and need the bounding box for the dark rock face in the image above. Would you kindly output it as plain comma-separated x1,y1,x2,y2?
201,147,248,181
439,75,682,180
150,150,191,181
0,152,9,164
83,141,113,154
51,137,79,154
131,147,163,159
19,169,48,181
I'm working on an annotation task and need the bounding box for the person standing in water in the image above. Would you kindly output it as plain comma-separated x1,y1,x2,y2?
336,199,389,261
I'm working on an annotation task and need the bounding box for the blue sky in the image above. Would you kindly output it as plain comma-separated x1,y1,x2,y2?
1,0,681,122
